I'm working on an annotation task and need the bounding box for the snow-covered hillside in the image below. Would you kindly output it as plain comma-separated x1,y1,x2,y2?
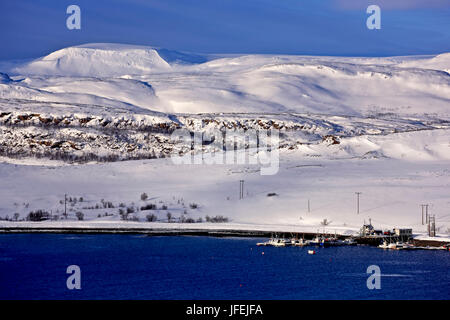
0,143,449,236
0,43,449,235
1,43,449,116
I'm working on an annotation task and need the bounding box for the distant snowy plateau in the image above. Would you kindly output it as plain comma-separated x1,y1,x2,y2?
0,43,449,235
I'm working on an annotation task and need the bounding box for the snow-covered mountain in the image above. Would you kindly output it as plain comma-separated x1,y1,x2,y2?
11,43,206,77
0,43,449,162
1,43,449,116
0,43,449,234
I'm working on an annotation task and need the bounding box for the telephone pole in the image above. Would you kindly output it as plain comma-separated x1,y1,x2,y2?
420,204,428,225
308,199,310,213
64,194,67,218
239,180,244,200
355,192,362,215
428,215,436,237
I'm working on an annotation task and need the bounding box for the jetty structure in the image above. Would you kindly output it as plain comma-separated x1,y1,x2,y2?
254,221,449,250
0,220,449,250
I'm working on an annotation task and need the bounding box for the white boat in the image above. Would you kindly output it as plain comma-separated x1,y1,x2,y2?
378,240,390,249
310,235,323,246
290,238,309,246
393,241,411,250
379,240,410,250
267,238,288,247
343,238,357,246
320,237,340,247
388,242,398,249
308,250,316,255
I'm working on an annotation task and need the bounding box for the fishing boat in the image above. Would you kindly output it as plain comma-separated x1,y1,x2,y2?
267,238,289,247
393,241,416,250
320,236,342,247
388,242,399,249
379,240,411,250
378,240,390,249
343,238,357,246
290,238,309,246
310,235,323,246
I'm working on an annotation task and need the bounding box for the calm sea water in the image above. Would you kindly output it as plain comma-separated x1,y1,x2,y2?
0,234,449,300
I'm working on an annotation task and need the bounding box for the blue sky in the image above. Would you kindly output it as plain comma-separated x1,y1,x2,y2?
1,0,449,60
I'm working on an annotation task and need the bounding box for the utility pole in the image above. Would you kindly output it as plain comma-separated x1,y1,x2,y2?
64,194,67,219
428,215,436,237
308,199,310,213
421,204,424,225
431,215,436,237
420,204,429,225
239,180,244,200
355,192,362,215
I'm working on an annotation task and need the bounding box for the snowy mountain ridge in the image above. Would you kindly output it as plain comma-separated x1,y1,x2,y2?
0,43,449,164
1,43,448,116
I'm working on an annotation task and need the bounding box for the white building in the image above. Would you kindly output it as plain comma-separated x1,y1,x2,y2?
393,228,412,237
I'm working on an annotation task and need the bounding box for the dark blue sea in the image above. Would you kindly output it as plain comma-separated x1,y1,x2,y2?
0,234,449,300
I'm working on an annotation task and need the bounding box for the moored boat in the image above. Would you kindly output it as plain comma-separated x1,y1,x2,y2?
290,238,309,246
267,238,289,247
343,238,357,246
378,240,390,249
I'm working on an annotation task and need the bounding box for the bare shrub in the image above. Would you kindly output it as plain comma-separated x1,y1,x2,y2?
119,208,128,221
205,215,229,223
141,203,156,211
27,210,50,221
189,203,198,209
75,211,84,221
140,193,148,201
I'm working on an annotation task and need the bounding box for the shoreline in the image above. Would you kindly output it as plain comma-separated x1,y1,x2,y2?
0,221,358,237
0,226,277,238
1,222,449,248
1,224,449,248
0,225,331,239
